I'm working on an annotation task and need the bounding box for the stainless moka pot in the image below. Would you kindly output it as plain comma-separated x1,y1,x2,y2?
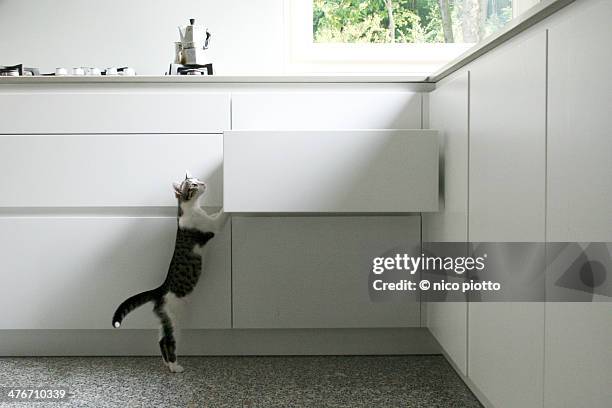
177,18,211,65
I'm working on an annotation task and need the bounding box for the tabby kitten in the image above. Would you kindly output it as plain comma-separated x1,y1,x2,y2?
112,173,227,373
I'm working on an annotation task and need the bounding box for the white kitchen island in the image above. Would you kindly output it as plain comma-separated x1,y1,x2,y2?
0,78,433,353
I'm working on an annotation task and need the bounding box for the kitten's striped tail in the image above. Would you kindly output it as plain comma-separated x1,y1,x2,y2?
112,288,160,328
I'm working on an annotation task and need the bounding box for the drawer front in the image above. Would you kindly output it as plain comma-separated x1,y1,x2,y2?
224,130,439,212
232,216,421,328
0,134,222,207
0,217,231,329
232,91,422,130
0,92,229,134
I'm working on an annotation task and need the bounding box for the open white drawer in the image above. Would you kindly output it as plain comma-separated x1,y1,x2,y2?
223,130,439,213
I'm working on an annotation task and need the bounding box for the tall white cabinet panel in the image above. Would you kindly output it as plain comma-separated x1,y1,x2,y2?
423,72,469,376
423,73,469,242
468,30,546,408
224,130,438,213
231,91,422,130
0,218,231,329
232,216,421,328
546,0,612,242
545,1,612,407
544,304,612,408
0,92,230,134
0,134,223,207
468,34,546,241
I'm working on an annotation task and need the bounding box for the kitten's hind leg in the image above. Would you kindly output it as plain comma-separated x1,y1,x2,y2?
154,298,183,373
158,337,170,363
159,337,183,373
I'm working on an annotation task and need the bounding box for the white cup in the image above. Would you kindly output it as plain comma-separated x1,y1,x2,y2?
55,67,68,76
105,67,118,76
72,67,84,76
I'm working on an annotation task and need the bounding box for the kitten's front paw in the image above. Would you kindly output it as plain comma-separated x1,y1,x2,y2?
168,362,184,373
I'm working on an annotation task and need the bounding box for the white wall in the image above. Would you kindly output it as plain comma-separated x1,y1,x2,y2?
0,0,285,75
0,0,550,76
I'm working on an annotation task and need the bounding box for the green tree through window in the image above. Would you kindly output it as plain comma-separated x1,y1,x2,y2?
313,0,514,44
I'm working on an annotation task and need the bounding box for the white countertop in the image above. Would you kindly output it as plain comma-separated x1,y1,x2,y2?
0,74,430,84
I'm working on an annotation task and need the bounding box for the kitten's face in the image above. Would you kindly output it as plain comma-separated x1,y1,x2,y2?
173,176,206,201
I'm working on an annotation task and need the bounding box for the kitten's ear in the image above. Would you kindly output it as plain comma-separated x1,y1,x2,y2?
173,182,182,198
185,170,193,179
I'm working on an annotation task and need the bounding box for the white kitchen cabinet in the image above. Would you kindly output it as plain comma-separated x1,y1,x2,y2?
423,71,470,376
231,91,422,130
468,29,546,408
0,134,223,207
224,130,438,213
0,92,230,134
545,1,612,406
0,217,231,329
543,303,612,408
232,216,421,329
546,0,612,243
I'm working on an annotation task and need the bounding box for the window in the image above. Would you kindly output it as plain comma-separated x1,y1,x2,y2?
286,0,541,75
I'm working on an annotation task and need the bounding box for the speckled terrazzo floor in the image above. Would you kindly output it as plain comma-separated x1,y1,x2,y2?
0,355,482,408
